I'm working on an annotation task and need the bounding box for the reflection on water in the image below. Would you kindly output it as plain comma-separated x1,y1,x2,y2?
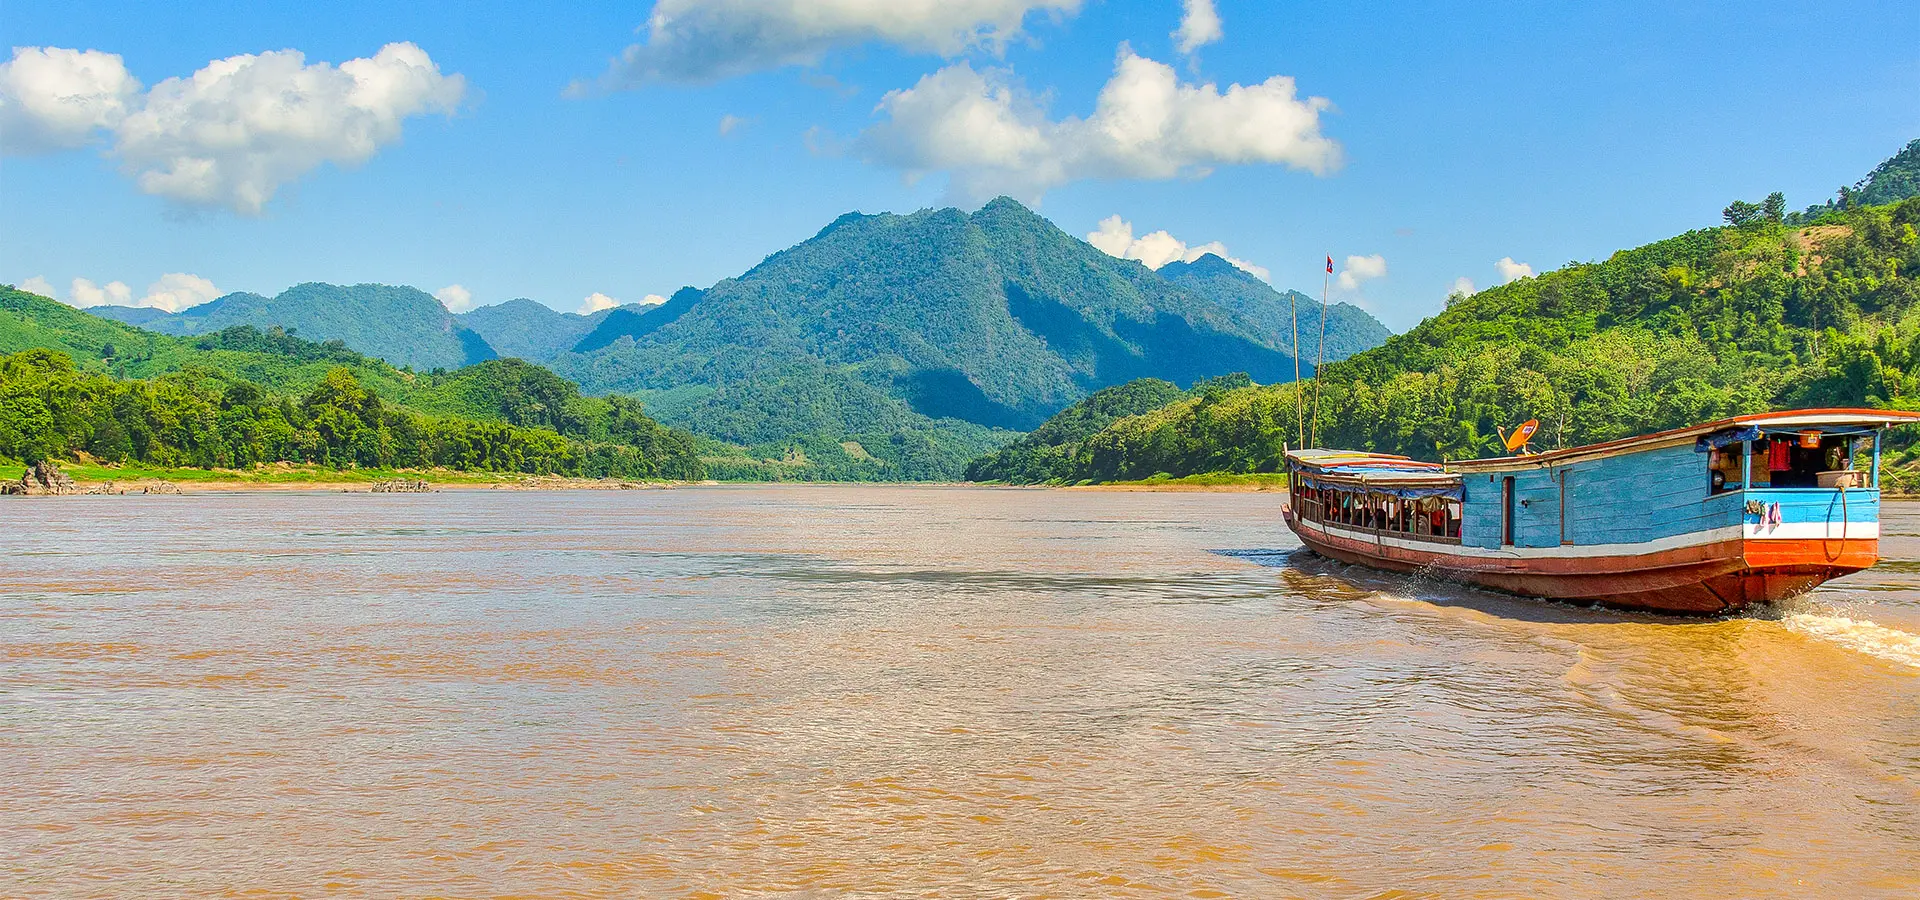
3,486,1918,897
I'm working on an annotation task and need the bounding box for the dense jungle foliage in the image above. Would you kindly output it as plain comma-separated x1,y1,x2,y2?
0,349,703,479
975,186,1920,486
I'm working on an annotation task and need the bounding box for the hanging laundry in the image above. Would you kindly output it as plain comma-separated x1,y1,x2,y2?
1768,439,1791,471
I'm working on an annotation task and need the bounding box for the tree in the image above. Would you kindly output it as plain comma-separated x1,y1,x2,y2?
1763,191,1785,223
1723,200,1766,227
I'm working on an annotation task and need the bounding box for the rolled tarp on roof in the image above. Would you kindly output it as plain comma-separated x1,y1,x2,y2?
1694,425,1761,452
1295,472,1463,500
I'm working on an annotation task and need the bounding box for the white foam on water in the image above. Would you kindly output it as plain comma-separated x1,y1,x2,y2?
1781,610,1920,671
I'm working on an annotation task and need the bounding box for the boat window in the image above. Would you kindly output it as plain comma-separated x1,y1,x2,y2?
1708,445,1741,494
1298,482,1460,543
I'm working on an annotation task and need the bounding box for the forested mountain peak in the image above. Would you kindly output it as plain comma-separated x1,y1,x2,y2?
545,195,1382,479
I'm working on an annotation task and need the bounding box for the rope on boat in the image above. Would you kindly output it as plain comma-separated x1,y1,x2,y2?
1823,487,1850,563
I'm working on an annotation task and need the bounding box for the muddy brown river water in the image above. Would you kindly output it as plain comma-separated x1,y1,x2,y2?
2,486,1918,898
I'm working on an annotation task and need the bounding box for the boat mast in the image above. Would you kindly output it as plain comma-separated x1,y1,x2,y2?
1291,265,1304,448
1312,255,1330,447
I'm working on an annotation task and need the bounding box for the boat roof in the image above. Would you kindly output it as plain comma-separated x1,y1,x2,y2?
1447,408,1920,472
1285,449,1459,489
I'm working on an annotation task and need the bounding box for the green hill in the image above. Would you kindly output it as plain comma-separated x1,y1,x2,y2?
963,378,1189,483
1157,254,1388,364
91,282,497,371
980,141,1920,484
0,286,701,479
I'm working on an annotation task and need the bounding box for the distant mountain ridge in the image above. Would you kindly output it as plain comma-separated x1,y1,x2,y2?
457,298,620,362
91,283,497,371
1157,254,1388,364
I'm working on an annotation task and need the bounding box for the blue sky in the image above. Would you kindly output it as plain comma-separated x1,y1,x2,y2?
3,0,1915,330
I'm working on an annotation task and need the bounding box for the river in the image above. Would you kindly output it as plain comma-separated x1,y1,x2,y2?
3,486,1917,897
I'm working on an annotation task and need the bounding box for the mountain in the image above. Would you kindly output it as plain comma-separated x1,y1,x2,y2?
1157,254,1389,364
546,198,1389,476
457,299,618,362
90,282,497,371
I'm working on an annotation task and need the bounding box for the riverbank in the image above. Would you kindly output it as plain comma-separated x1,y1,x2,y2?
4,460,693,493
1066,472,1289,492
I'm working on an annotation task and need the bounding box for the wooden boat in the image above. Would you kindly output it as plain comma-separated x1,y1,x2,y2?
1281,409,1920,614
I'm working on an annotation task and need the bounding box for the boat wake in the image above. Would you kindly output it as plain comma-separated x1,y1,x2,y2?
1775,604,1920,671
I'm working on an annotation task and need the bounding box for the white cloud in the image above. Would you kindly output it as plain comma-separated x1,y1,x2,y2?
4,43,465,213
579,292,621,314
1086,215,1269,280
718,113,749,136
435,284,478,313
579,0,1083,88
66,273,220,311
641,293,668,306
0,47,141,154
1450,276,1477,297
859,45,1339,203
116,43,465,214
1496,257,1534,283
139,272,221,312
1173,0,1224,56
69,277,133,308
17,276,57,298
1336,254,1386,291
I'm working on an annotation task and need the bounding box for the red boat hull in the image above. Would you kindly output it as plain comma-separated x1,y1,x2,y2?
1283,509,1874,615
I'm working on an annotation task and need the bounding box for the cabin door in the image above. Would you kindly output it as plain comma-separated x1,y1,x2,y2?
1501,476,1515,546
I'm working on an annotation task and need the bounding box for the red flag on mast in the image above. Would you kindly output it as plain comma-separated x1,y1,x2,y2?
1325,256,1334,274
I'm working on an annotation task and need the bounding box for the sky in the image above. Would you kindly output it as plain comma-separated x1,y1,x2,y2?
2,0,1916,331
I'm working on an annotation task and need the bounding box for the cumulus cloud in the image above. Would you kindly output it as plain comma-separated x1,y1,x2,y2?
1496,256,1534,283
1336,254,1386,291
140,272,222,312
435,284,478,313
69,277,132,308
579,292,622,314
859,45,1339,202
0,47,141,154
118,43,465,213
1086,215,1269,280
578,0,1083,89
1173,0,1224,56
1,43,464,213
1450,276,1477,297
641,293,668,305
718,113,749,136
17,276,57,298
63,273,218,311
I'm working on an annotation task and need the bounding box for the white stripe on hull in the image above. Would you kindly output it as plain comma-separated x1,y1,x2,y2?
1291,516,1877,561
